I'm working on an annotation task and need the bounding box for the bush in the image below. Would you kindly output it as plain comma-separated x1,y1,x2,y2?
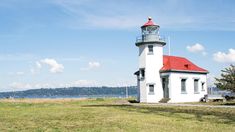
96,98,104,101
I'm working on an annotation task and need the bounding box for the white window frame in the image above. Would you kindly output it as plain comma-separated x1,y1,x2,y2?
181,78,187,94
194,79,200,94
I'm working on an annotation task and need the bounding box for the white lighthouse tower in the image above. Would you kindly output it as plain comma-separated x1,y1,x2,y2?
135,17,166,103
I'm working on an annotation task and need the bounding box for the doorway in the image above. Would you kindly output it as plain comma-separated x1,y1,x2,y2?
162,77,169,98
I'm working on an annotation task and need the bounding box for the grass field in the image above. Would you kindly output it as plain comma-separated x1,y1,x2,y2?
0,98,234,132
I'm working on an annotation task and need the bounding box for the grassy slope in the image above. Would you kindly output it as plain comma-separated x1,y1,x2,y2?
0,98,234,132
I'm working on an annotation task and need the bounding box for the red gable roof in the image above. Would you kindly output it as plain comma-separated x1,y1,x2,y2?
161,55,208,73
142,17,157,27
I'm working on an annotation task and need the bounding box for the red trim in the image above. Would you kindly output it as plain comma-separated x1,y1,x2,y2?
142,17,157,27
161,55,208,73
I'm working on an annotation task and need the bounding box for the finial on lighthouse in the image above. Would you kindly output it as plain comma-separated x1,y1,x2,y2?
142,16,157,27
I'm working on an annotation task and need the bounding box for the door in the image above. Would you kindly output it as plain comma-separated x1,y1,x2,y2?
162,77,169,98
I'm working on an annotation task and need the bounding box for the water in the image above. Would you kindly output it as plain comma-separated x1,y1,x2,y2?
1,94,137,99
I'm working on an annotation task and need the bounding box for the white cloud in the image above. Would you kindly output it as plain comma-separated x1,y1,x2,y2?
6,78,136,91
72,80,98,87
10,82,32,89
213,48,235,63
33,83,54,89
88,61,100,69
16,72,25,75
186,43,207,56
187,43,205,53
40,58,64,73
81,61,101,71
9,82,57,90
29,58,64,74
36,61,42,69
8,80,99,90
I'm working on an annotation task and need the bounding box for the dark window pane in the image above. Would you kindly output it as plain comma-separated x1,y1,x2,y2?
148,45,153,53
149,85,154,93
181,79,186,92
140,69,145,79
194,79,199,93
202,82,205,91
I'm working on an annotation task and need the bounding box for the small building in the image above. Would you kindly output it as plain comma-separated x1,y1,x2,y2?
134,17,208,103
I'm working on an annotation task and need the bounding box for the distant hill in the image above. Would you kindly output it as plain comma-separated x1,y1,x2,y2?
0,86,137,98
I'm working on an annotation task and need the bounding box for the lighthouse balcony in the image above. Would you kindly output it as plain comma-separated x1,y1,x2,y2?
136,35,166,44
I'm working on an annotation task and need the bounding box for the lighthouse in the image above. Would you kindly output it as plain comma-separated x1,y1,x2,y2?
134,17,208,103
135,17,166,103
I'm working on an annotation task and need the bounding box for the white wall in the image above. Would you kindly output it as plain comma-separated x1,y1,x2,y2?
139,45,146,68
136,76,140,102
138,45,147,102
138,44,164,103
146,44,163,102
167,72,207,103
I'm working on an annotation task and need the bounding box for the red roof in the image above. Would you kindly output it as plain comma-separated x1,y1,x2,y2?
142,17,157,27
161,55,208,73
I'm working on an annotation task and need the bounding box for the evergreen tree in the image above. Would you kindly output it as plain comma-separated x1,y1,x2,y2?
215,65,235,92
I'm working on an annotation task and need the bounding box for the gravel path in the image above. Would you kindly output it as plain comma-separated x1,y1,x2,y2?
135,103,235,108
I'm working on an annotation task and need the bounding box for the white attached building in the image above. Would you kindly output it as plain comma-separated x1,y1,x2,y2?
134,17,208,103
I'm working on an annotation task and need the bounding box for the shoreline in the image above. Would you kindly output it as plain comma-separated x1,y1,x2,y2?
0,98,90,103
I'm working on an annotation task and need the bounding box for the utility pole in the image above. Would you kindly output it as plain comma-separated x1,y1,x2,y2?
126,85,128,98
168,36,171,56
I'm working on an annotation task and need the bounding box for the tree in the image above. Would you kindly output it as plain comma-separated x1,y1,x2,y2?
214,64,235,93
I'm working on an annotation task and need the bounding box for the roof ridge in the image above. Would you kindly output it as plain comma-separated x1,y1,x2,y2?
163,55,187,59
162,55,208,73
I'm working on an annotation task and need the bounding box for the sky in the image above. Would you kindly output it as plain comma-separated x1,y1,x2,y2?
0,0,235,92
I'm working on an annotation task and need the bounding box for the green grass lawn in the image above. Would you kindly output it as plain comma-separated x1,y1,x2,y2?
0,98,234,132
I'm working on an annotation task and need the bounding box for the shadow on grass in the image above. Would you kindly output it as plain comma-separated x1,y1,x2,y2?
222,102,235,106
82,104,235,124
128,100,139,103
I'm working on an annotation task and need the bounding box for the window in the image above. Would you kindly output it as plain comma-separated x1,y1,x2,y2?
181,79,186,93
140,68,145,79
194,79,199,93
149,84,154,94
148,45,153,54
201,82,205,91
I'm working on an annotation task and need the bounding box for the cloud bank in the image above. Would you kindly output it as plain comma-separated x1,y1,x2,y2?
213,48,235,63
10,82,32,90
186,43,207,55
9,79,98,90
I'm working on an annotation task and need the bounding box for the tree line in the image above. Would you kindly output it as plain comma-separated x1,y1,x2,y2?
0,86,137,98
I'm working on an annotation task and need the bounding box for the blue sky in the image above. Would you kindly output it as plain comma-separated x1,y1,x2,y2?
0,0,235,92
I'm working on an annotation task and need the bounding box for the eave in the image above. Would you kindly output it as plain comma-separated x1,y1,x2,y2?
160,69,209,74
